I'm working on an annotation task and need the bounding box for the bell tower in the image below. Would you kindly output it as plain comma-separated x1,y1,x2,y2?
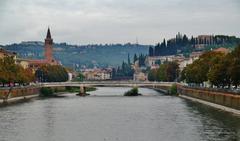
45,27,53,62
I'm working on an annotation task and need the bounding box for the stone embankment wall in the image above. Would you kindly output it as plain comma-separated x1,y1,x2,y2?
177,84,240,110
0,87,40,99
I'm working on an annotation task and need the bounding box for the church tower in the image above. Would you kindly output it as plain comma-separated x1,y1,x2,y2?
45,28,53,62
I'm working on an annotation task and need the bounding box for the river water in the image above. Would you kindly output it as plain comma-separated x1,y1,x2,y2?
0,87,240,141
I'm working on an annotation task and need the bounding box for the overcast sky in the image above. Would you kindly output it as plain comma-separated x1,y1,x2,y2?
0,0,239,45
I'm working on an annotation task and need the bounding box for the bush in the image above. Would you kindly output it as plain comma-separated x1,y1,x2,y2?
40,87,54,97
124,87,140,96
169,84,177,95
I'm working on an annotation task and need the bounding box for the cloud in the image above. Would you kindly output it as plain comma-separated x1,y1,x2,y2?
0,0,239,45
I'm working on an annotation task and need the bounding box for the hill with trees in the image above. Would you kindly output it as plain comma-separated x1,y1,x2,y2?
2,42,150,69
149,33,240,57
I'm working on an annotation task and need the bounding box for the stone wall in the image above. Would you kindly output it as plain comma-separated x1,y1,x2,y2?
177,84,240,110
0,87,40,99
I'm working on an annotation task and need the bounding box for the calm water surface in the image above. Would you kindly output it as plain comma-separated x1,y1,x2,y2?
0,87,240,141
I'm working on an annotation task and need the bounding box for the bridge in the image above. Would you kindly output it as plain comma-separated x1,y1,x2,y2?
41,81,174,95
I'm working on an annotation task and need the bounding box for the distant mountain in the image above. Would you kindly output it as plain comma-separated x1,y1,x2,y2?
3,42,150,69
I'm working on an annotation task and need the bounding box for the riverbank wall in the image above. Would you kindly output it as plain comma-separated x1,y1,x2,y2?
0,86,70,105
0,86,40,105
0,87,40,98
177,84,240,110
143,85,170,94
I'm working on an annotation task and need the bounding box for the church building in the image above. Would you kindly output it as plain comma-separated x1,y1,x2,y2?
17,28,59,70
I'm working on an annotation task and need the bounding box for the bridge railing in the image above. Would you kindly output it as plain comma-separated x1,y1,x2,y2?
41,81,175,87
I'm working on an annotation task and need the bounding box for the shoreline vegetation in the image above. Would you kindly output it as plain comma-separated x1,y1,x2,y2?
124,87,141,96
168,84,178,95
40,87,97,97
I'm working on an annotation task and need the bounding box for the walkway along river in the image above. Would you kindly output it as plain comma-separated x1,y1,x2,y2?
0,87,239,141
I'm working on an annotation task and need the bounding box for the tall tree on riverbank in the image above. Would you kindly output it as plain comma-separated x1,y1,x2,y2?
35,65,68,82
228,45,240,88
148,61,179,82
181,51,224,85
181,45,240,88
0,56,34,86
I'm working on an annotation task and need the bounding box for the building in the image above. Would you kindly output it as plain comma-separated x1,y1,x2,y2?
146,51,203,71
145,55,175,69
195,35,214,45
213,47,229,54
82,68,112,80
194,35,214,50
178,51,203,71
133,72,147,81
16,59,30,69
145,55,186,69
17,28,59,71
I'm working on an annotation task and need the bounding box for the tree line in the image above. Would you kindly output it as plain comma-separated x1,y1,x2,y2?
112,53,147,79
0,56,69,86
35,65,69,82
148,61,179,82
149,33,240,57
181,45,240,88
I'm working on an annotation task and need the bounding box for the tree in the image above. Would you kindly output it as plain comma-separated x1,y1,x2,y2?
148,69,157,81
154,43,161,56
133,54,138,63
149,47,154,56
74,72,84,81
138,54,146,67
165,61,179,82
157,64,167,81
148,61,179,82
35,65,68,82
162,39,166,48
0,56,34,86
127,53,131,65
228,45,240,88
208,58,230,88
182,51,225,85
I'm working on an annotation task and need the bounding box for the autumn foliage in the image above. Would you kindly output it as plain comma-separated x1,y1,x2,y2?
0,57,35,86
181,45,240,88
35,65,68,82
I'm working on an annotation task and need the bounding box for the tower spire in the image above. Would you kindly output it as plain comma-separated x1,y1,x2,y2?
46,27,51,39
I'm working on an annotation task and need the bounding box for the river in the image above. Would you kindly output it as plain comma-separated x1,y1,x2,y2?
0,87,239,141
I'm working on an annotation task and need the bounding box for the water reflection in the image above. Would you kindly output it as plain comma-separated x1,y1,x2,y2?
184,100,240,141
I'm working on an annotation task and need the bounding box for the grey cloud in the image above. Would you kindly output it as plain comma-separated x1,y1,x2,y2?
0,0,239,45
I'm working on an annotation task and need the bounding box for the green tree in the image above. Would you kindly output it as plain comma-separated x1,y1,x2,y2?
133,54,138,63
35,65,68,82
208,57,230,88
157,64,167,81
165,61,179,82
148,69,157,81
228,45,240,88
127,53,131,65
183,51,224,85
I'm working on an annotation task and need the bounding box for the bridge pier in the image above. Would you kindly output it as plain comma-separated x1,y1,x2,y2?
78,85,86,96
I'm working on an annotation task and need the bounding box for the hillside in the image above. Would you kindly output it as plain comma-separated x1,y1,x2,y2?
3,42,150,69
149,33,240,57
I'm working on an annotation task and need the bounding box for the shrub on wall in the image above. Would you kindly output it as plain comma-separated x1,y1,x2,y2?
169,84,177,95
40,87,53,97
